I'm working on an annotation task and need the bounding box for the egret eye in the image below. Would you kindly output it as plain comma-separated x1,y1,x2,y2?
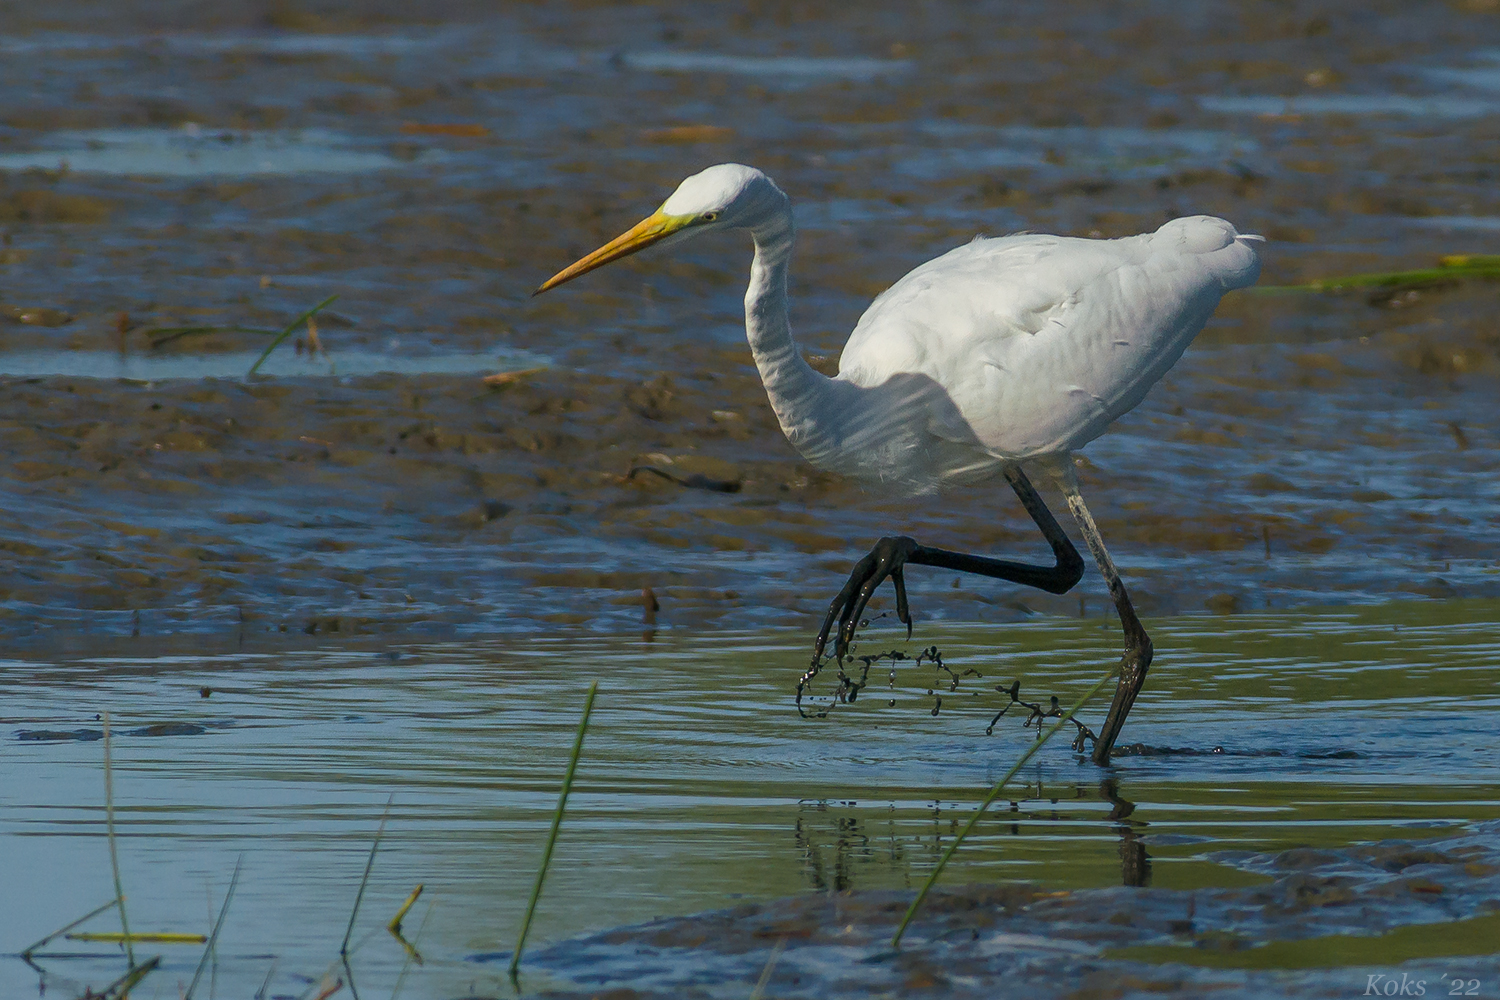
701,211,719,222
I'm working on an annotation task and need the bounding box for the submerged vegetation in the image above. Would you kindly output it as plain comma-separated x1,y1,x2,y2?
142,295,340,376
1257,253,1500,294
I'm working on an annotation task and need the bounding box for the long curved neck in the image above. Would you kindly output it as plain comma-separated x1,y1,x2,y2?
744,204,837,454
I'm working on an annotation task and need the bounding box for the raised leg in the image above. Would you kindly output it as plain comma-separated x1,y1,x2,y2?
813,465,1084,664
1057,474,1153,765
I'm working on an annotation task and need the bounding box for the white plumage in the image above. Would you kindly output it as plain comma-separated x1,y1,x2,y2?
825,218,1262,491
536,162,1265,763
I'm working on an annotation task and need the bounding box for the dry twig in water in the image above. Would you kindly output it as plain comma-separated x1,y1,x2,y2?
19,897,120,959
102,713,135,969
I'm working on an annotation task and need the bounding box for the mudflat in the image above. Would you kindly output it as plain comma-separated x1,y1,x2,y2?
0,0,1496,639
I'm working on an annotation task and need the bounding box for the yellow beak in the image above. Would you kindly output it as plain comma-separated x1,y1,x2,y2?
534,209,696,295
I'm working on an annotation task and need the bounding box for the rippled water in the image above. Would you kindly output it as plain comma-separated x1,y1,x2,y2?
4,599,1498,997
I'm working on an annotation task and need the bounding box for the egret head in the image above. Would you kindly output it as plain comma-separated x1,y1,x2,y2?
534,163,783,295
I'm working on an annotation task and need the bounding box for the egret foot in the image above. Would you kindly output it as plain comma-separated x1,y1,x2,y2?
809,466,1084,667
813,536,917,666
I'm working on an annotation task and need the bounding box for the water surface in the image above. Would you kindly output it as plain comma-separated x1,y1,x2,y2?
4,599,1497,997
0,345,544,380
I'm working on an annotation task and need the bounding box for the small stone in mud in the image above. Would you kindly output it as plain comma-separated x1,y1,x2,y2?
626,374,678,421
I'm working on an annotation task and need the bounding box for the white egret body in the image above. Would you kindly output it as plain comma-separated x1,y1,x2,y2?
537,163,1263,762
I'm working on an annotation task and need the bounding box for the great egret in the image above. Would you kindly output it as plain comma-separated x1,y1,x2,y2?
536,163,1262,764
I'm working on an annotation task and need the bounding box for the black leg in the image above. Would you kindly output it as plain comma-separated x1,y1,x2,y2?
812,466,1084,664
1058,478,1153,766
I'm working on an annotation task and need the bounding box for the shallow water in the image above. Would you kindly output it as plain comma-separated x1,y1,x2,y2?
0,345,545,380
0,126,441,178
4,599,1499,998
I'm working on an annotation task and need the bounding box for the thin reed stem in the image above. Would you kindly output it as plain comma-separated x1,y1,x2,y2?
66,932,205,944
185,855,243,1000
509,681,598,978
891,667,1119,947
341,794,394,957
147,324,280,349
255,957,278,1000
748,936,788,1000
102,712,135,968
20,897,119,957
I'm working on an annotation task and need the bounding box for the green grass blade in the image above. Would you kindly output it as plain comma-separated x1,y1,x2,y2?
247,295,339,377
509,680,599,978
1256,257,1500,294
890,666,1120,948
1438,253,1500,268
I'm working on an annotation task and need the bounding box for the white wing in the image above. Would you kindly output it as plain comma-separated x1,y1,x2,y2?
835,216,1262,460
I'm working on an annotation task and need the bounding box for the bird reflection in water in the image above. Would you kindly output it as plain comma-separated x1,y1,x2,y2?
1101,778,1152,888
790,780,1150,895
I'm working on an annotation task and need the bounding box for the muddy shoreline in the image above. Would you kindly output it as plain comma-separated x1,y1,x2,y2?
1,0,1498,639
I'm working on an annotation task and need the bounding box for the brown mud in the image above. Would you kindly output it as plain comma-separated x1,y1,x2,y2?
0,0,1497,642
512,821,1500,999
